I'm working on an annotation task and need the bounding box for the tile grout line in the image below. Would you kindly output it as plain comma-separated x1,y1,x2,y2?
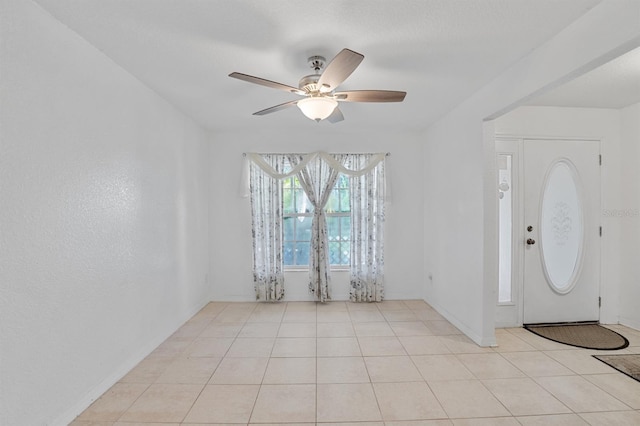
180,304,231,423
74,301,640,424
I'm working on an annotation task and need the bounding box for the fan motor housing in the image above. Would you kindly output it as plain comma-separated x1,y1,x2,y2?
298,74,321,93
298,55,328,93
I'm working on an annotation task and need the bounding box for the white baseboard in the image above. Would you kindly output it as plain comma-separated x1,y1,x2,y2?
495,320,519,329
423,298,497,347
619,316,640,332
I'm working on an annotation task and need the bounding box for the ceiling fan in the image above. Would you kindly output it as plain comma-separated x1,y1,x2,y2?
229,48,406,123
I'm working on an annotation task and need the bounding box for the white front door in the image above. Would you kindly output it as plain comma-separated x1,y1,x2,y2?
523,139,601,324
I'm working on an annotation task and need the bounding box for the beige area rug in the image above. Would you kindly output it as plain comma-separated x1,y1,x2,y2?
524,322,629,350
593,354,640,382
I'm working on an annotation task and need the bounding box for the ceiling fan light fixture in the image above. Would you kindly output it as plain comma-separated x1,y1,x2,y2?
297,97,338,122
229,48,405,123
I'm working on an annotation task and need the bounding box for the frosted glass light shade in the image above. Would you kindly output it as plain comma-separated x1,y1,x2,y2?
297,97,338,121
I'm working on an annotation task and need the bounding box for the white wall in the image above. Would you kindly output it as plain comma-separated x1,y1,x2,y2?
422,0,640,346
495,106,623,324
0,1,210,424
619,102,640,329
209,128,424,302
423,104,492,345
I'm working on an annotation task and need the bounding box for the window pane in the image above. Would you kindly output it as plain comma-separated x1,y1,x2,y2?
340,216,351,240
341,241,350,265
339,189,350,212
335,174,349,189
498,154,513,303
295,216,313,241
325,189,339,213
282,177,293,189
541,161,583,292
328,241,341,265
283,177,295,214
326,216,340,240
283,188,295,214
295,189,311,214
283,242,294,266
295,242,309,266
283,217,294,240
327,241,350,266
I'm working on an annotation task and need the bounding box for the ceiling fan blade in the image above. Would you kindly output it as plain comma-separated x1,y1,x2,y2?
253,100,299,116
317,49,364,92
229,72,304,95
334,90,406,103
327,107,344,123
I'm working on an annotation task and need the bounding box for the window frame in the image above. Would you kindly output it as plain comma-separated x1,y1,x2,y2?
282,174,351,270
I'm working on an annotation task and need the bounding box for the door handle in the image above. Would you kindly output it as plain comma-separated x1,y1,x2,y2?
526,238,536,245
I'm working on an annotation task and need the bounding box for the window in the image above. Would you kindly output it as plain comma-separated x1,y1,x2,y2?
247,151,386,302
282,174,351,268
498,153,513,303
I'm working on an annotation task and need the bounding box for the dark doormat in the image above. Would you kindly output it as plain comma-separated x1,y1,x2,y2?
524,322,629,350
593,354,640,382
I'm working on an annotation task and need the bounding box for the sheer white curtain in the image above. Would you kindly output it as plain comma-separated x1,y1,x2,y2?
249,156,286,301
347,154,386,302
289,154,347,301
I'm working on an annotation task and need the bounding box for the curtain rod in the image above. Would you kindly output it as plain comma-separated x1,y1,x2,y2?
243,152,390,157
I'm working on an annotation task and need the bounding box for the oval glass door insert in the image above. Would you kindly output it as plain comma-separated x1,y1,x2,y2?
540,160,584,293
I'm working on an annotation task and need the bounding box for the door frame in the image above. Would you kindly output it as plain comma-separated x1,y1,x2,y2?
495,135,602,328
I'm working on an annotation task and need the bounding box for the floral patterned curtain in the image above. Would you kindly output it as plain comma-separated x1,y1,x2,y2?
347,154,386,302
289,155,347,302
245,151,387,302
249,156,286,301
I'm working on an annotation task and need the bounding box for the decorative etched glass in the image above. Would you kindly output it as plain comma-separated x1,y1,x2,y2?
540,160,584,293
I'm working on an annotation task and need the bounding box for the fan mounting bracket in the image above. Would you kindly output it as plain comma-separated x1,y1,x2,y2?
308,55,326,73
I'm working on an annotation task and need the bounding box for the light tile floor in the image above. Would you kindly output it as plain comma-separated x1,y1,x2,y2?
72,300,640,425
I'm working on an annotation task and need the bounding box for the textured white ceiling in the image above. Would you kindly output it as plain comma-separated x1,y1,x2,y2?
33,0,604,132
527,46,640,109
